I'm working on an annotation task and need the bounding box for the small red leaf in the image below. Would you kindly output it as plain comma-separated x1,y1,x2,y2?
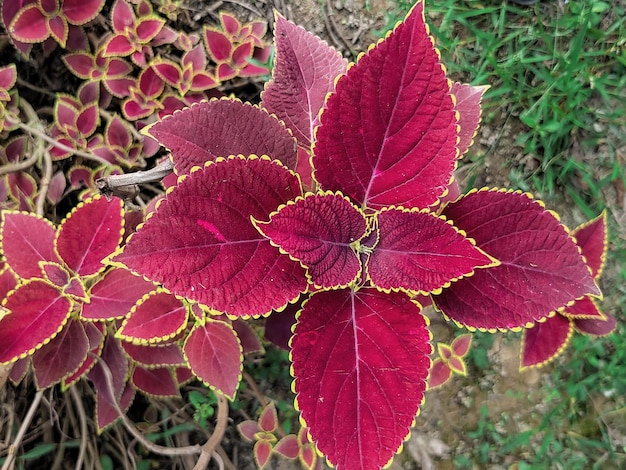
292,288,431,469
451,334,472,357
1,211,60,279
274,434,299,459
572,211,607,278
112,157,306,317
32,318,89,389
82,268,155,320
254,192,367,288
131,365,179,397
117,290,188,343
146,99,297,175
62,0,105,25
238,420,260,441
562,296,604,319
436,190,600,330
427,359,452,390
110,0,134,32
258,402,278,432
452,82,487,158
56,195,124,277
203,28,232,62
104,34,134,56
521,314,573,369
232,319,263,355
9,5,49,43
574,313,617,337
183,319,243,400
367,208,495,294
254,440,273,469
313,2,456,211
121,342,185,368
135,17,165,43
0,280,72,363
262,14,347,149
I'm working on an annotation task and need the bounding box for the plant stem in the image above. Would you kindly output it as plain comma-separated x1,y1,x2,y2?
69,386,88,470
192,393,228,470
96,159,174,200
1,390,44,470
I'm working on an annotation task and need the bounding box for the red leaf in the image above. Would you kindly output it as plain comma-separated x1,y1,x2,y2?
232,319,263,355
238,420,260,441
521,314,573,369
367,208,495,294
131,365,179,397
254,440,273,469
82,268,154,320
292,288,431,469
56,195,124,277
572,211,607,278
76,102,100,136
574,313,617,337
427,358,451,390
112,157,306,317
258,402,278,432
117,290,188,343
313,3,457,211
9,5,49,43
562,296,604,319
47,15,68,47
0,64,17,90
32,318,89,389
62,322,105,387
262,13,347,149
110,0,134,33
146,99,297,175
436,190,600,330
47,171,66,205
1,211,60,279
0,280,72,363
135,17,165,43
103,34,134,56
121,342,185,368
151,60,181,88
203,28,232,62
62,0,105,25
451,334,472,357
254,192,367,288
183,319,243,399
274,434,299,459
452,82,487,158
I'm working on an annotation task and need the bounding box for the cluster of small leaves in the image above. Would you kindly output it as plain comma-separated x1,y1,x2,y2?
109,3,616,469
238,402,320,470
0,0,273,213
428,334,472,389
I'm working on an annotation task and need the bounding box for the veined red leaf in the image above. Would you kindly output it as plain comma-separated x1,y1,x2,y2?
61,0,105,25
312,2,457,211
572,211,607,278
1,211,61,279
0,266,17,300
451,334,472,357
274,434,299,459
254,192,367,289
116,290,188,343
232,319,263,355
62,322,105,388
9,357,30,386
183,319,243,400
56,195,124,277
292,288,431,470
9,5,49,44
121,342,185,368
146,99,297,175
111,157,307,317
131,365,179,397
203,27,232,62
520,314,573,369
562,296,604,319
574,313,616,336
436,189,600,330
81,268,154,320
254,440,274,469
367,208,495,294
32,318,89,389
88,336,131,431
452,82,487,158
0,280,72,363
261,13,347,149
427,358,451,390
258,401,278,432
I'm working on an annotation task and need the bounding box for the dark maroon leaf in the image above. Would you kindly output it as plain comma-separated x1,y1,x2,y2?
436,190,600,330
312,2,457,211
292,288,431,469
367,208,495,293
521,314,573,369
56,195,124,277
146,99,297,175
112,157,307,317
254,192,367,288
131,365,179,397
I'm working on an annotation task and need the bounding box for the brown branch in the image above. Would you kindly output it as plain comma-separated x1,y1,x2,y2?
35,149,53,217
69,387,88,470
193,393,228,470
96,159,174,200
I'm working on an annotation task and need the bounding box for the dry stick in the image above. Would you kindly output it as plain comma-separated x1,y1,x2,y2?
1,390,44,470
17,121,111,167
192,393,229,470
35,149,53,216
324,1,355,56
92,356,204,458
95,158,174,200
0,150,39,177
69,387,88,470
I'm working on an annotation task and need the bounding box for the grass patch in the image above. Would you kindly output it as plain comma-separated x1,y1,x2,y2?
380,0,626,466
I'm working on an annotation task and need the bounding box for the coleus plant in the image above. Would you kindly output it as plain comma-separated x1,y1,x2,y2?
108,2,607,469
